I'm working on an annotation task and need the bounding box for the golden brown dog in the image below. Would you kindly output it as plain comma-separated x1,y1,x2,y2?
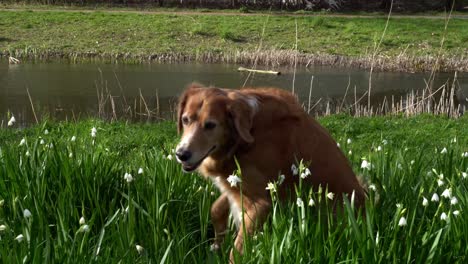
175,83,366,261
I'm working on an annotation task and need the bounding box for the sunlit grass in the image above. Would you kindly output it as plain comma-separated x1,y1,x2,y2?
0,116,467,262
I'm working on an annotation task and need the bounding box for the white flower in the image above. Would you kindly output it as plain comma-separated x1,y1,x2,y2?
347,138,352,144
431,193,440,202
453,210,460,216
376,146,382,152
23,209,32,218
396,203,402,208
7,116,16,126
422,197,429,207
440,148,447,154
40,139,45,145
410,160,415,165
369,184,376,191
136,245,144,254
300,168,311,179
71,136,76,142
265,182,276,192
69,153,73,158
463,152,468,158
441,188,451,198
124,173,133,183
138,168,144,174
348,150,352,155
398,217,407,226
81,224,90,232
15,234,24,242
91,127,97,138
278,174,285,185
438,173,444,179
166,154,173,160
0,225,7,231
361,160,372,171
308,198,315,207
79,217,86,225
291,164,298,176
296,197,304,207
451,137,457,143
450,197,458,205
25,151,30,157
337,143,340,148
382,139,388,145
19,138,26,146
227,175,242,187
327,192,335,200
437,179,444,186
44,129,49,135
440,212,448,221
397,163,403,170
462,172,467,179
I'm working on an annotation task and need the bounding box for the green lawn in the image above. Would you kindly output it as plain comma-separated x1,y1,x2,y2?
0,115,467,262
0,8,467,68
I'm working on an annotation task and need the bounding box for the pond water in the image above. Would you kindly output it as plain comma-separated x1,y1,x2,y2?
1,61,467,125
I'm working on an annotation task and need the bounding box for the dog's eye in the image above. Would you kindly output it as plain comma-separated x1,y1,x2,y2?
204,121,216,130
182,116,190,125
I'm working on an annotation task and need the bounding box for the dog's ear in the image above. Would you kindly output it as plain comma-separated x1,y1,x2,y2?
177,83,204,133
228,98,254,144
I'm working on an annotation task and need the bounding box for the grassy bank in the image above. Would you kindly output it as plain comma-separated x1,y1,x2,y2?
0,115,467,262
1,8,468,71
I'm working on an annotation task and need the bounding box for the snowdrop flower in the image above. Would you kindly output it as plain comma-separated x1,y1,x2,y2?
368,184,376,191
227,175,242,187
7,116,16,126
0,225,7,231
453,210,460,216
337,143,340,148
462,172,467,179
431,193,440,202
296,197,304,207
450,197,458,205
138,168,144,174
422,197,429,207
278,174,285,185
291,164,298,176
376,146,382,152
69,153,73,158
397,163,403,170
308,198,315,207
410,160,415,165
265,182,276,192
437,179,444,186
23,209,32,218
327,192,335,200
71,136,76,142
398,216,407,226
79,217,86,225
40,139,45,145
348,150,352,155
91,127,97,138
361,160,372,171
25,151,30,157
462,152,468,158
347,138,352,144
396,203,402,209
450,137,457,143
124,173,133,183
382,139,388,145
300,168,311,179
81,224,90,232
136,245,144,254
441,188,451,198
440,212,448,221
15,234,24,242
44,129,49,135
440,148,447,154
166,154,173,160
19,138,26,146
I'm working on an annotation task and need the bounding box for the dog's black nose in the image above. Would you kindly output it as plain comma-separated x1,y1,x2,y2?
176,149,192,162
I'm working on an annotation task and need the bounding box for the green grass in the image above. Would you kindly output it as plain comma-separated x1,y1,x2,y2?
0,115,467,262
0,8,467,61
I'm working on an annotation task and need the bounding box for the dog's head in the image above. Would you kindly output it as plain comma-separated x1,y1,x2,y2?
175,83,257,172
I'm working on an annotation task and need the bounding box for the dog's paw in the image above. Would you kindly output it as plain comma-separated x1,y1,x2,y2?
210,243,220,252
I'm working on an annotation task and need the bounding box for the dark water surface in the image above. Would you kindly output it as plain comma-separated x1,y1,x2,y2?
1,61,467,125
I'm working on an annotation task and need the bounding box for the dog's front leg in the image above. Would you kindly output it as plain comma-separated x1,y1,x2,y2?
229,199,271,263
210,193,230,251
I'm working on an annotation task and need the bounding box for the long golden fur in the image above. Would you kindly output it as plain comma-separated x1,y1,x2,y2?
175,83,366,261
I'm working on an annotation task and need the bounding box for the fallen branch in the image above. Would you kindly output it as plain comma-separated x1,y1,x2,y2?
238,67,280,75
9,56,20,64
